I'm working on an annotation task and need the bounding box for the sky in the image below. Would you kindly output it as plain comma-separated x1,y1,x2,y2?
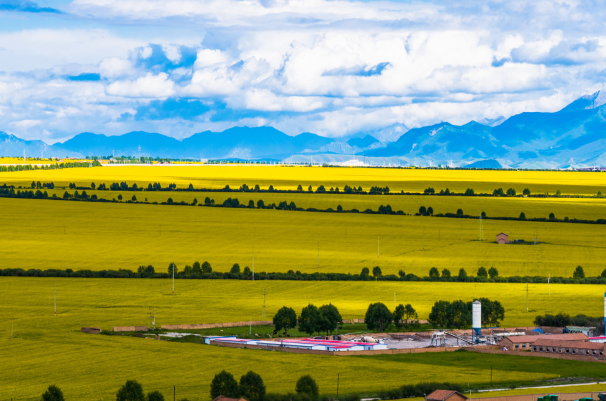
1,0,606,144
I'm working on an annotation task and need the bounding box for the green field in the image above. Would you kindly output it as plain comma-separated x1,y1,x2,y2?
2,277,606,400
2,197,606,277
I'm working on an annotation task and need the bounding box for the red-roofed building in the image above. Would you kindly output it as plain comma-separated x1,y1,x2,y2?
426,390,468,401
499,333,589,351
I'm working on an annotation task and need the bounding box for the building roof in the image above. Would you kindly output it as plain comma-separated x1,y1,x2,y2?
503,333,589,343
533,339,604,350
212,396,248,401
426,390,468,401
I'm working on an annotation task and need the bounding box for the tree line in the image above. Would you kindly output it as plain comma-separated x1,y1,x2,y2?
0,160,100,173
37,375,464,401
2,263,605,285
534,312,604,328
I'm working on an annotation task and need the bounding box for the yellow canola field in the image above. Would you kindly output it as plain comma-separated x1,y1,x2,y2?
1,278,604,400
1,165,606,194
1,197,606,277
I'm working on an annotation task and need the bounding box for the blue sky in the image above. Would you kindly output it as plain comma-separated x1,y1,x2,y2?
1,0,606,143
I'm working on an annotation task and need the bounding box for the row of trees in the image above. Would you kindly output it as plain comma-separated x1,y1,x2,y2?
0,160,100,173
428,267,499,279
428,298,504,330
273,304,343,336
534,312,603,328
39,381,171,401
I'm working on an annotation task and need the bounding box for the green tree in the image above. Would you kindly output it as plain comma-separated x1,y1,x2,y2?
147,391,164,401
556,189,562,197
398,269,406,278
318,303,343,334
457,268,468,282
506,188,516,196
273,306,297,334
441,268,451,278
427,206,434,215
239,371,266,401
337,205,343,212
573,265,585,278
372,266,382,278
447,300,471,329
519,212,526,219
360,267,370,278
168,262,177,275
298,304,321,336
230,263,241,274
41,385,65,401
456,208,463,216
393,304,405,329
364,302,393,332
523,188,530,196
549,212,555,220
295,375,319,398
192,198,198,206
243,266,251,276
428,300,450,330
202,261,212,274
601,269,606,278
132,195,137,201
248,200,254,208
210,371,240,399
403,304,418,329
477,267,488,278
257,199,265,208
429,267,439,278
192,261,202,275
419,206,427,215
481,211,486,218
297,185,303,191
183,265,192,276
488,267,499,278
116,380,145,401
118,194,123,201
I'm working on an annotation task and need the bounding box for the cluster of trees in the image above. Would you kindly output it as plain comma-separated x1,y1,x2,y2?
273,304,343,336
31,181,55,189
364,302,419,332
534,312,603,328
369,186,390,194
428,298,504,330
211,370,318,401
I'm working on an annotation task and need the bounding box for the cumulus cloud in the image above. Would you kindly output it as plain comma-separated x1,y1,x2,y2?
2,0,606,141
106,73,176,98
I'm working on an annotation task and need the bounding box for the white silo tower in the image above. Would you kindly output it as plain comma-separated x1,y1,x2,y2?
472,300,482,343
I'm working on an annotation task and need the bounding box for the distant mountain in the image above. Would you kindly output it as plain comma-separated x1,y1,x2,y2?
0,132,81,158
54,126,333,159
363,91,606,168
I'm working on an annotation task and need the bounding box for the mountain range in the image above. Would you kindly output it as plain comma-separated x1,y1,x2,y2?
1,90,605,168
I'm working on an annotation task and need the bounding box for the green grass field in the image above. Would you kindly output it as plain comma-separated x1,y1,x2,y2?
2,277,606,401
2,197,606,277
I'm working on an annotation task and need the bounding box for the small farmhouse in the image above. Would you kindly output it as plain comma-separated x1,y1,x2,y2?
426,390,468,401
496,233,509,244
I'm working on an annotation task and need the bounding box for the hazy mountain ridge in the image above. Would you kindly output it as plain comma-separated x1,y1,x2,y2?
1,91,606,168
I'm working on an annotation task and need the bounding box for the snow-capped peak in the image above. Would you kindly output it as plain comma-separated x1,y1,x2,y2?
580,90,606,109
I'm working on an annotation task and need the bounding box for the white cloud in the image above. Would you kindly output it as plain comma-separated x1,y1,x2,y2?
99,57,134,78
193,49,228,69
106,73,176,98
